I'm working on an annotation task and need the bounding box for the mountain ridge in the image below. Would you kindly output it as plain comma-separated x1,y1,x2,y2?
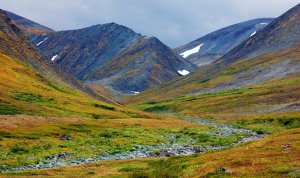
0,11,118,105
222,3,300,63
175,18,274,67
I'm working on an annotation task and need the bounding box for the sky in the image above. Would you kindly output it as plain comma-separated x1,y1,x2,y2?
0,0,299,47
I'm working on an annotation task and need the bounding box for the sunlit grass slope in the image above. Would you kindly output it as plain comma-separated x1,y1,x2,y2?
0,53,147,119
126,46,300,106
137,75,300,119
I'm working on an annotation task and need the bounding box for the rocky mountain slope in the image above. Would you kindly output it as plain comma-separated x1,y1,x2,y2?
175,18,273,67
127,4,300,115
89,36,195,94
35,24,194,94
1,9,55,40
0,10,118,107
222,3,300,63
5,10,195,95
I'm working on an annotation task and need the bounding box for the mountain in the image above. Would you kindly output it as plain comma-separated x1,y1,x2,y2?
89,36,195,94
127,4,300,115
31,22,195,94
4,10,195,95
175,18,273,67
34,23,140,80
223,3,300,63
1,9,55,40
0,10,118,107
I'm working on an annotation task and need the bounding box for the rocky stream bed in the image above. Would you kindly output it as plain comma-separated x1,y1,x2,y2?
1,115,267,172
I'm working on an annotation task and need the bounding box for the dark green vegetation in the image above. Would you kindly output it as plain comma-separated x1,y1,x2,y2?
13,92,55,103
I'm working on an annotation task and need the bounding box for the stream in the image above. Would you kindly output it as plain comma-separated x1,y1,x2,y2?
1,115,267,172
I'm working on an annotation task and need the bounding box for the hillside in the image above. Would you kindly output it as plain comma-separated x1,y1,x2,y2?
0,10,140,118
90,36,195,94
127,4,300,107
129,46,300,116
223,3,300,63
175,18,273,67
0,10,118,104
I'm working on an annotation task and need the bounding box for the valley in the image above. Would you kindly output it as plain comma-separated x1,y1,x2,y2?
0,2,299,178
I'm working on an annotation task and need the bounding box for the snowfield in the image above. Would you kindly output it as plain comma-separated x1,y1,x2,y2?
51,54,58,61
178,70,190,76
250,31,257,37
180,44,204,58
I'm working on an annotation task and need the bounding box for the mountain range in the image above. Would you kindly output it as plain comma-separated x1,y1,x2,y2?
5,12,195,95
127,3,300,115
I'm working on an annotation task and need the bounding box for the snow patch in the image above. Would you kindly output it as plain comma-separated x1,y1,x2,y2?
260,23,269,25
36,37,48,47
131,91,140,95
51,54,58,61
180,44,204,58
178,70,190,76
250,31,257,37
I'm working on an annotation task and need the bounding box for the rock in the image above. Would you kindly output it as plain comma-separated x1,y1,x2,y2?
59,134,72,141
101,152,110,157
282,144,290,151
289,169,300,175
215,167,232,174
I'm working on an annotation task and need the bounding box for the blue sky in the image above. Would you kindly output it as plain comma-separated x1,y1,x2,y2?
0,0,299,47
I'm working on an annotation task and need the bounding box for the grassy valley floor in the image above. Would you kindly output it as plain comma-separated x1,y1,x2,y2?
1,126,299,177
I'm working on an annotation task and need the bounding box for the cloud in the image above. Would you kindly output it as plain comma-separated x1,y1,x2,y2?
0,0,299,47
